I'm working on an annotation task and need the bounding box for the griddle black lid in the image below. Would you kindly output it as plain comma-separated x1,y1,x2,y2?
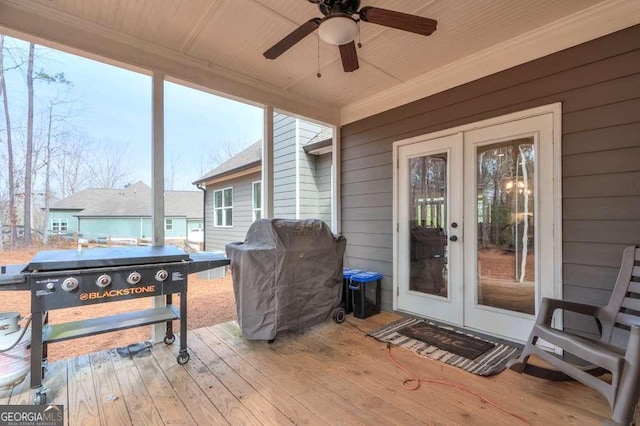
26,246,190,272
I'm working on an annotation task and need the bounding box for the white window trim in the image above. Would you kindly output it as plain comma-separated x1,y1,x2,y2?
252,181,262,222
51,218,68,232
164,218,173,231
213,187,233,228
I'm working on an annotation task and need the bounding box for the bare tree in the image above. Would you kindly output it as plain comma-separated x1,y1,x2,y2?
165,151,181,190
0,35,18,246
41,101,67,243
196,137,254,178
34,74,73,244
85,139,132,189
23,43,35,245
51,132,89,198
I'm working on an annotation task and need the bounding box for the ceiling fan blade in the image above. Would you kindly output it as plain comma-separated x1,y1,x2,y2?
359,6,437,37
264,18,321,59
339,41,359,72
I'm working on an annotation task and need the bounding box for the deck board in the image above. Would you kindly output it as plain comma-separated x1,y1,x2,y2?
108,348,165,425
210,324,363,425
151,339,229,425
267,332,426,426
132,347,197,425
194,327,326,425
89,350,131,426
68,354,100,426
175,334,261,426
187,330,293,426
309,315,586,424
2,313,631,425
301,323,501,424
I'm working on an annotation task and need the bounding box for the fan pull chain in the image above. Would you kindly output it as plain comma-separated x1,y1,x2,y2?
357,20,362,48
316,35,322,78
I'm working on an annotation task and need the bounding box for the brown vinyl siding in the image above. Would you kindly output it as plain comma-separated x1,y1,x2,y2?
340,24,640,331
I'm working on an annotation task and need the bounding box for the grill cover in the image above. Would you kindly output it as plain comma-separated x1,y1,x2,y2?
226,219,346,340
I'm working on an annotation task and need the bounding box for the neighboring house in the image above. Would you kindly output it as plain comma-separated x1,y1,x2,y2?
48,181,203,240
193,114,333,252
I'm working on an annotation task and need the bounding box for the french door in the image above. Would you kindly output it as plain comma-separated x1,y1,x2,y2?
396,133,463,325
394,106,560,343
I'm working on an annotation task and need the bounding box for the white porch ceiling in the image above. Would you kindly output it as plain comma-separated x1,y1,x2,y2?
0,0,637,124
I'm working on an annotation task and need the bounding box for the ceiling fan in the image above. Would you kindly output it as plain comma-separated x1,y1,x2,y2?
263,0,438,73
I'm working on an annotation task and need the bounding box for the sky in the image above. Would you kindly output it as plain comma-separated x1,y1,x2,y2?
1,36,264,192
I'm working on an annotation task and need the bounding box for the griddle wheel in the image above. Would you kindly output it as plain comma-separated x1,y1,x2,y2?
164,334,175,345
332,307,346,324
34,391,47,405
177,352,190,365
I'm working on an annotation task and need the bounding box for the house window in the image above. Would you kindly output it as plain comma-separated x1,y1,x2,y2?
252,181,262,222
165,219,173,231
214,188,233,227
51,219,68,232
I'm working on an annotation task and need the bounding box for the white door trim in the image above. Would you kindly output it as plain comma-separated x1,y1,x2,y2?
392,103,563,335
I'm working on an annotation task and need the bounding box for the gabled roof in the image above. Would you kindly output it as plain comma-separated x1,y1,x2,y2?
303,127,333,155
49,181,202,218
193,140,262,185
306,127,333,145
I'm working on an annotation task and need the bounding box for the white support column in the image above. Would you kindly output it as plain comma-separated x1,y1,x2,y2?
151,71,165,343
331,126,341,234
262,106,274,219
152,72,165,247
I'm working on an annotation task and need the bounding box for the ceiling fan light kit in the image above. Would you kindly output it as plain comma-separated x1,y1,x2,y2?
318,14,359,46
263,0,437,73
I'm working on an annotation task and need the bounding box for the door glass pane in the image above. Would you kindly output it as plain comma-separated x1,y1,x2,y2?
476,138,535,314
409,154,448,297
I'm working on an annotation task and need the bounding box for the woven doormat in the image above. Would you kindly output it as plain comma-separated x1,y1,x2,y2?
368,318,520,376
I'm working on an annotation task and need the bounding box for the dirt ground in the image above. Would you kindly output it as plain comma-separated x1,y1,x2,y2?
478,248,535,281
0,248,237,361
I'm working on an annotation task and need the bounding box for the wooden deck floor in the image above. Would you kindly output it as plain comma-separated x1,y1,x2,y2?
0,312,625,425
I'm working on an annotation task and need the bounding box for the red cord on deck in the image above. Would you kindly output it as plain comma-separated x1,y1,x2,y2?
385,342,531,424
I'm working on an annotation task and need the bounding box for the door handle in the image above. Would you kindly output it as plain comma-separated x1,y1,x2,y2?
449,235,458,242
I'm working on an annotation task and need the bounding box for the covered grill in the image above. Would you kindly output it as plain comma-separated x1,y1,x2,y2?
226,219,346,341
0,245,229,405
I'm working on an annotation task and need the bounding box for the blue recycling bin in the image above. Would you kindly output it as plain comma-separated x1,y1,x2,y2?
342,268,362,314
349,271,382,319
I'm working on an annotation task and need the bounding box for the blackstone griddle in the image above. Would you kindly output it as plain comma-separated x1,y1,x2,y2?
0,245,229,405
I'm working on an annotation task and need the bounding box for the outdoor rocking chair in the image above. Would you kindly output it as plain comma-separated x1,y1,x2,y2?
507,245,640,426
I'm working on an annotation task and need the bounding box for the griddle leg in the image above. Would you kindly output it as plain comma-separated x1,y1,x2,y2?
42,311,48,373
30,311,49,404
164,294,175,344
176,287,189,365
